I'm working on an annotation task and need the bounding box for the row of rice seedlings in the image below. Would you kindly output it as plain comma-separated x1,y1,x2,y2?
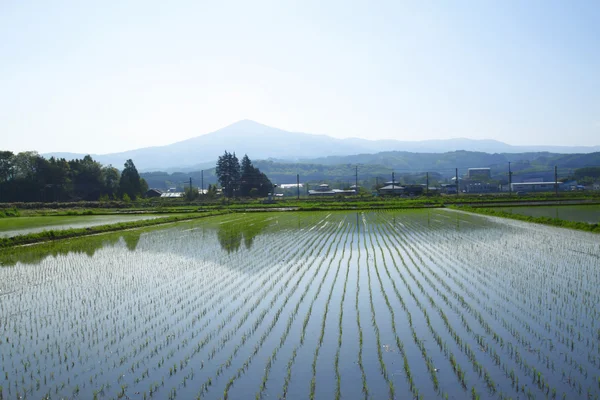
417,212,597,389
387,212,565,394
307,222,351,399
392,209,598,396
1,245,219,396
443,210,599,353
189,222,324,363
160,215,332,398
0,217,300,398
378,214,528,398
207,217,345,399
93,236,277,395
371,216,467,395
243,216,349,398
368,223,422,398
275,218,352,400
363,218,396,398
395,222,545,397
334,221,356,400
408,221,570,398
93,214,313,397
354,216,369,399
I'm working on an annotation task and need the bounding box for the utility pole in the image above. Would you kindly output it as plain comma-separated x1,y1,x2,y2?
455,168,459,195
189,177,192,191
508,162,513,196
426,172,429,195
201,170,204,196
355,165,358,195
392,171,395,195
555,165,558,196
297,174,300,200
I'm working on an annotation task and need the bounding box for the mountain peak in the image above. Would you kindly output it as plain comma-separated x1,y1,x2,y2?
222,119,274,131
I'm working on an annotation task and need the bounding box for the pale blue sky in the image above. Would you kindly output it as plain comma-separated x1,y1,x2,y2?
1,0,599,154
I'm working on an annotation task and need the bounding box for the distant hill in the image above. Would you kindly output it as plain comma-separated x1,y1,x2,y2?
43,120,600,171
140,150,600,190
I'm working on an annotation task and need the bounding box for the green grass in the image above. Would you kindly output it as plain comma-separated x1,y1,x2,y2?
492,204,600,224
455,206,600,233
2,190,600,214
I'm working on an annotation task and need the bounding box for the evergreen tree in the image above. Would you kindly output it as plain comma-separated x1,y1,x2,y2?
239,154,273,197
119,159,144,199
216,151,241,197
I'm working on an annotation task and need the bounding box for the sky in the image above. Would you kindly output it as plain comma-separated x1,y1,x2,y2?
1,0,599,154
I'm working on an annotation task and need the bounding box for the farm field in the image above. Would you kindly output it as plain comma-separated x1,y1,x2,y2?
1,210,599,399
0,214,173,238
495,204,600,224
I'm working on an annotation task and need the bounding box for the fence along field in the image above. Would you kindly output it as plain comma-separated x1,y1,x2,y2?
0,209,599,399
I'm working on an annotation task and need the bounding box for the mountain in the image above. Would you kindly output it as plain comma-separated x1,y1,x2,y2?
43,120,600,171
140,149,600,191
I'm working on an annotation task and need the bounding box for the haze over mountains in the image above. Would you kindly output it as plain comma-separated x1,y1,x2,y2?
44,120,600,172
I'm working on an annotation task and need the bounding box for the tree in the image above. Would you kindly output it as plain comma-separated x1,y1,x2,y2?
216,151,241,198
13,151,41,179
119,159,145,200
0,151,14,183
239,154,273,197
102,165,121,199
69,155,104,200
206,184,217,199
184,185,198,200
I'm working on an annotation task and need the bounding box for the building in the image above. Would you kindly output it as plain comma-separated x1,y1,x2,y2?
440,184,457,194
278,183,304,189
160,191,184,198
510,182,566,193
378,184,405,195
145,188,163,198
308,183,355,196
465,183,499,193
468,168,491,179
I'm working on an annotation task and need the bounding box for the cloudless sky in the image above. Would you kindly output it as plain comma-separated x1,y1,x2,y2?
2,0,599,154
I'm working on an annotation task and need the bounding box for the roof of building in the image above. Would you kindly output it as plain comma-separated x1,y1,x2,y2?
511,182,560,185
160,192,184,198
379,184,405,191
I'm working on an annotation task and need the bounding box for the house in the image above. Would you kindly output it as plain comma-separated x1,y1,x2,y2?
160,192,184,198
378,184,405,195
278,183,304,189
145,188,163,198
308,183,355,196
440,184,457,194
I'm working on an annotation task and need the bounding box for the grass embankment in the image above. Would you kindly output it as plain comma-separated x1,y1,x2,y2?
0,211,227,249
2,191,600,214
455,206,600,234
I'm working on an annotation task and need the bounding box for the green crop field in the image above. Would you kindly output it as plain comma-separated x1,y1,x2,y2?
1,210,599,399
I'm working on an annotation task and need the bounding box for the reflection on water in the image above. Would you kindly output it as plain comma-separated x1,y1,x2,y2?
1,210,488,267
217,215,276,253
0,230,143,267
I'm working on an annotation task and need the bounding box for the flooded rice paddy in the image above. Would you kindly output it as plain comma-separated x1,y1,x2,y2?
1,210,599,399
0,214,170,238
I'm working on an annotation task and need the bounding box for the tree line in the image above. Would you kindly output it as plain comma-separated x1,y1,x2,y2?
0,151,147,202
216,152,273,198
